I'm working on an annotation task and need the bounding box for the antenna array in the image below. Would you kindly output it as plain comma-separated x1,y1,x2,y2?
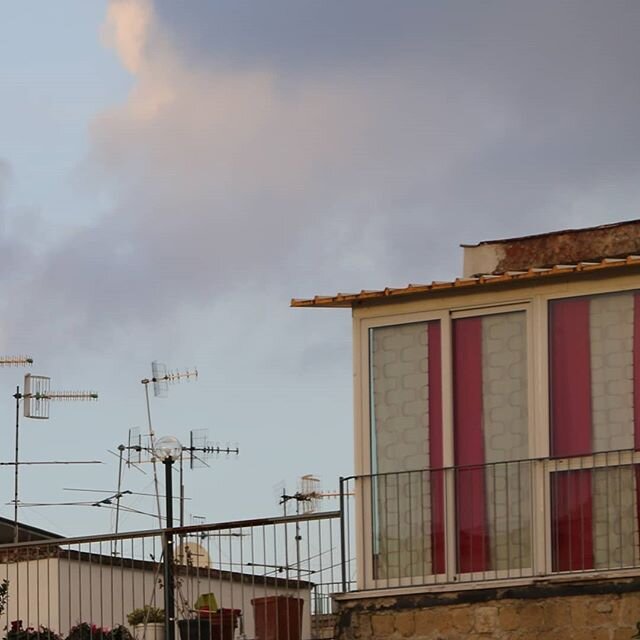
188,428,239,469
22,374,98,419
123,428,238,467
0,356,33,367
13,372,99,542
142,361,198,398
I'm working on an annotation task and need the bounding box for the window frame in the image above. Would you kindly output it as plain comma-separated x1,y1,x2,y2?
354,275,640,591
358,309,448,588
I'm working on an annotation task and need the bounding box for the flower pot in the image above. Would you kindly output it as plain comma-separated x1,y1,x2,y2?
178,610,240,640
134,623,165,640
251,596,304,640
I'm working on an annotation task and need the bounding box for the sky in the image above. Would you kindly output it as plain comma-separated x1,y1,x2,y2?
1,0,640,536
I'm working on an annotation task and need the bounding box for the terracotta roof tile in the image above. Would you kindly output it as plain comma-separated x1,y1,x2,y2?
291,255,640,308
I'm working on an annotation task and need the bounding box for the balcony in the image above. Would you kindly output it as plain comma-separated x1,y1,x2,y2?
339,449,640,593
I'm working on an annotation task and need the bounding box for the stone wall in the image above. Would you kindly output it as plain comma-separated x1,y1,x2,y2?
335,579,640,640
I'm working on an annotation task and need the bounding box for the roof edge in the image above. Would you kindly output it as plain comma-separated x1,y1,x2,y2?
461,218,640,248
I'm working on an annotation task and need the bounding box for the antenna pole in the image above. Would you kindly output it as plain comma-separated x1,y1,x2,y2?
13,386,20,543
163,458,176,640
295,499,302,584
143,382,163,527
113,445,125,554
179,453,185,529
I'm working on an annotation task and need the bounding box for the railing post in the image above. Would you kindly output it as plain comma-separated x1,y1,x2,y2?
339,476,348,592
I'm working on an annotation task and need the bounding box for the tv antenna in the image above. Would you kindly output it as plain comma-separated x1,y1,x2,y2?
0,356,33,367
140,362,198,526
115,428,238,532
12,373,99,542
277,475,352,581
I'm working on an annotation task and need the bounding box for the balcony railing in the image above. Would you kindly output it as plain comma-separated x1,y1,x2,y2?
0,512,341,640
339,449,640,592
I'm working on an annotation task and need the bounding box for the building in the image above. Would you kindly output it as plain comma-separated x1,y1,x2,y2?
0,516,62,544
293,219,640,639
0,516,315,639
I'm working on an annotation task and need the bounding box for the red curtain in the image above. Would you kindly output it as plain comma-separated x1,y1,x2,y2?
428,322,445,573
549,298,593,571
453,317,490,573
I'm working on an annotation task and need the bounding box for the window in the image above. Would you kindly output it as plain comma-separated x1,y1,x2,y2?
549,291,640,571
452,310,530,574
362,289,640,587
369,321,443,578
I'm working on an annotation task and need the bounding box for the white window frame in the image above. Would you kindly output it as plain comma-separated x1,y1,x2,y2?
353,274,640,592
357,309,448,589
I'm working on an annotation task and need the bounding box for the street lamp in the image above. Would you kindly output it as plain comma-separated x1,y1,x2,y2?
153,436,183,640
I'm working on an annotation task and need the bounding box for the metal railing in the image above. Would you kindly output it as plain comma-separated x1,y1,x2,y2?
339,449,640,592
0,512,342,640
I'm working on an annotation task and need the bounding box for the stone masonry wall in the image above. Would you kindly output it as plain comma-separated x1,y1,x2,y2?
335,580,640,640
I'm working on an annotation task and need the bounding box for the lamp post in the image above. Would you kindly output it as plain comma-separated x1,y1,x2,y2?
153,436,183,640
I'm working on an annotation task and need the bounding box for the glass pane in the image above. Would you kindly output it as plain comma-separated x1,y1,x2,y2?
551,464,639,571
453,311,530,573
369,321,443,579
549,291,640,572
550,291,635,457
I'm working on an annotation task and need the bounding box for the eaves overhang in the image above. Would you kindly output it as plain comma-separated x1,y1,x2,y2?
291,255,640,309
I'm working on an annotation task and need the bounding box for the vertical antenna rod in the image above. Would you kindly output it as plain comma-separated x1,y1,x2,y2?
13,386,20,541
113,444,126,554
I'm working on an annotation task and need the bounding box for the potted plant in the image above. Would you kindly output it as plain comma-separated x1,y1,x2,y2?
126,607,165,640
0,579,8,617
66,623,132,640
177,594,241,640
4,620,61,640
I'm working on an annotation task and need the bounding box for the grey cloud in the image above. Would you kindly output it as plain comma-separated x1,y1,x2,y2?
5,2,640,347
4,2,640,534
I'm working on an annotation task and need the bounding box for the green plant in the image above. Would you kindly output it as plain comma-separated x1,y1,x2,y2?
65,624,132,640
105,627,132,640
5,620,61,640
0,579,8,616
126,607,164,627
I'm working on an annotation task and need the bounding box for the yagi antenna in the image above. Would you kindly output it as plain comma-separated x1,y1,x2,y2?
142,361,198,398
188,429,239,469
22,374,98,419
0,356,33,367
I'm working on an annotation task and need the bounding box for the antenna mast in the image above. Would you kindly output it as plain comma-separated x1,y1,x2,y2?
13,373,98,542
138,362,198,527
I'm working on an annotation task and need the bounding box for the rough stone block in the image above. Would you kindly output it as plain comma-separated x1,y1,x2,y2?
394,611,415,637
473,606,498,633
371,614,394,638
450,606,473,633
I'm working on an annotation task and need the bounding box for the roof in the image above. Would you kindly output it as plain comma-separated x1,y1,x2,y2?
290,255,640,309
461,218,640,247
0,515,62,543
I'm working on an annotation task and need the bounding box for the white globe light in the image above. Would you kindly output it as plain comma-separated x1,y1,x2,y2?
153,435,182,461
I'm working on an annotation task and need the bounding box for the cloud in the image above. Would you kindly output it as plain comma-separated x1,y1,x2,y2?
101,0,152,75
5,0,640,348
3,0,640,534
